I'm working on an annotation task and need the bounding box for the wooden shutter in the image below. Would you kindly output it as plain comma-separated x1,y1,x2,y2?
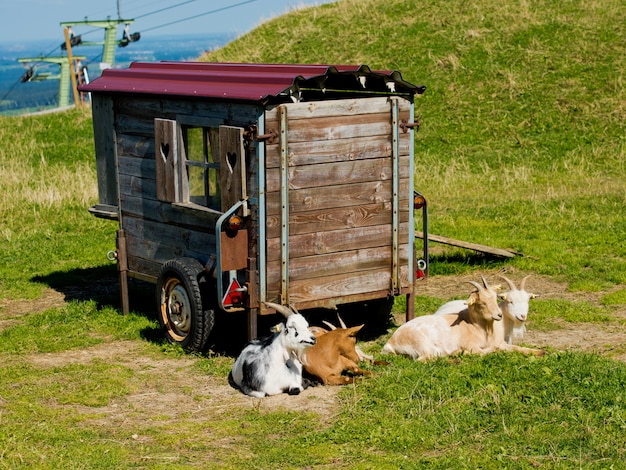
154,118,178,202
219,125,247,211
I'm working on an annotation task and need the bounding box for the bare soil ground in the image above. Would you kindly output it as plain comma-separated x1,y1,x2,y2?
1,272,625,421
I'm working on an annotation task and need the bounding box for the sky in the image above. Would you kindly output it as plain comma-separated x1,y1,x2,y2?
0,0,336,44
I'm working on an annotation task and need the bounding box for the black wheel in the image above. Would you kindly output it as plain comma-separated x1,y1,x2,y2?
156,257,215,352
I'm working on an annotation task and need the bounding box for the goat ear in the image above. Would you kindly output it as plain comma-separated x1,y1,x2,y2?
348,324,364,335
467,293,477,306
499,293,512,303
530,293,538,299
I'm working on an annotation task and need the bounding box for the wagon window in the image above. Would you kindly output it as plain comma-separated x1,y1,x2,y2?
182,126,221,211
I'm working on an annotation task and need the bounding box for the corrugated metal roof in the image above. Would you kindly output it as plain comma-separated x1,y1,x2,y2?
79,61,425,104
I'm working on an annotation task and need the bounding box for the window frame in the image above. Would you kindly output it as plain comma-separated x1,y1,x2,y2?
176,116,224,212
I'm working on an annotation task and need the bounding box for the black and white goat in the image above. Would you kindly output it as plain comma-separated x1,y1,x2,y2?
230,302,316,397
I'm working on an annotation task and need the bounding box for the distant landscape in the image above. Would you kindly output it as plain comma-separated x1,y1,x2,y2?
0,32,234,114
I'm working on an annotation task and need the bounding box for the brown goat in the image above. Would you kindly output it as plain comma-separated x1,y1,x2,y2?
300,324,372,385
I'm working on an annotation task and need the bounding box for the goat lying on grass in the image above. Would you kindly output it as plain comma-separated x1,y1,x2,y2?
435,274,536,344
382,276,544,361
301,317,372,385
230,302,316,397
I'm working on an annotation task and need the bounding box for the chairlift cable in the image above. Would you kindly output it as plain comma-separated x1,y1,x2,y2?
140,0,259,33
133,0,203,20
3,0,258,105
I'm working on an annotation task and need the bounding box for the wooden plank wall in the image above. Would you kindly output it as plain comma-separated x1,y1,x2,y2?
264,97,412,306
110,95,259,280
91,94,118,206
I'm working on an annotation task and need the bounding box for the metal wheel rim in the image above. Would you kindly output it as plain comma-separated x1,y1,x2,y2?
161,278,192,341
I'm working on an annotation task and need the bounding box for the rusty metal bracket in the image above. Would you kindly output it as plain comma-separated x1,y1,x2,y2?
400,116,421,133
244,124,278,144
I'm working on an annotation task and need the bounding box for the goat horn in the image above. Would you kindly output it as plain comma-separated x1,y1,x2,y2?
466,280,483,292
337,314,348,329
263,301,293,318
288,304,301,315
480,274,490,289
520,274,532,291
498,274,517,292
322,320,337,330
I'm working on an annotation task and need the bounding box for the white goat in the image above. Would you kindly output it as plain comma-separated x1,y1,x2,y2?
382,276,544,361
230,302,316,397
435,274,536,344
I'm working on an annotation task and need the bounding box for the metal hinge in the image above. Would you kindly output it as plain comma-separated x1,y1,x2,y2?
244,124,278,144
400,116,421,133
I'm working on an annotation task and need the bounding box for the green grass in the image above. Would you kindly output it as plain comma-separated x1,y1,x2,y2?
207,0,626,290
1,0,625,467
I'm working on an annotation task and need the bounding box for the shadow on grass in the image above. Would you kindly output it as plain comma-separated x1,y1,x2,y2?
31,264,167,347
426,249,510,276
31,264,154,314
30,249,510,356
30,265,271,356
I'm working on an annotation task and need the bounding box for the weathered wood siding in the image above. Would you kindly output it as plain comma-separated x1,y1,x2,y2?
107,95,260,280
264,97,412,306
91,94,117,207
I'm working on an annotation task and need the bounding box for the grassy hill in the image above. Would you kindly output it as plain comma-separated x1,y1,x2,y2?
1,0,626,467
206,0,626,290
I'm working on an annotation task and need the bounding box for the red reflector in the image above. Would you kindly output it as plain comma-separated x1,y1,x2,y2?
223,278,244,307
414,195,425,209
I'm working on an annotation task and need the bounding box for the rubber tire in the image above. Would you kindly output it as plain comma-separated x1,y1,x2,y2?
156,257,215,352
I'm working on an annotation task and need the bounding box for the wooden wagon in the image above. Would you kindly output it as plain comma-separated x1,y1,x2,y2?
80,62,427,351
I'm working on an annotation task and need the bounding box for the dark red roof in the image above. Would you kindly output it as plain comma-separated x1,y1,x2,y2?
80,61,425,104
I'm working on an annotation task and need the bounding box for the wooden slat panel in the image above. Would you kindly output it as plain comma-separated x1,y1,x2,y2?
265,265,410,304
266,179,410,215
266,245,409,284
266,201,409,238
265,111,409,143
120,194,219,231
115,96,260,126
119,173,157,201
115,113,154,137
127,256,161,281
264,96,409,121
119,154,156,177
122,215,216,266
263,96,415,307
265,134,410,168
265,155,410,192
117,133,153,159
266,222,410,261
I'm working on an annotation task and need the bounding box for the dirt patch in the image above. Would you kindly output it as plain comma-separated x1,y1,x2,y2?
0,287,66,318
410,272,626,361
7,271,626,422
29,340,342,423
